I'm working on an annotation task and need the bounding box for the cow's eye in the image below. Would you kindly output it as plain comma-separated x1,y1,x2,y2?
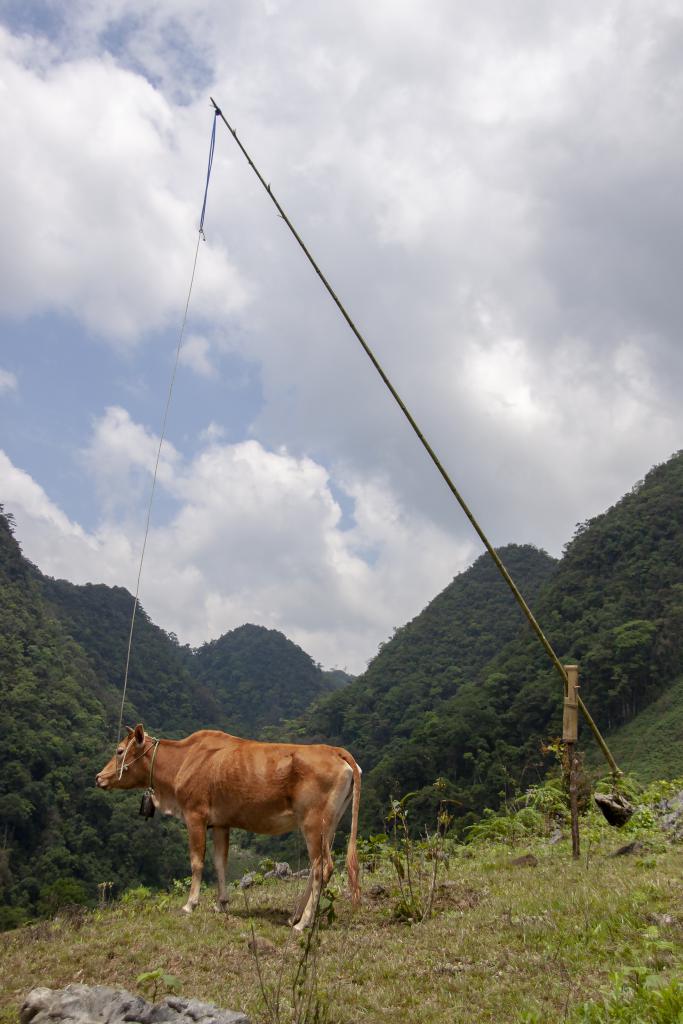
116,747,124,756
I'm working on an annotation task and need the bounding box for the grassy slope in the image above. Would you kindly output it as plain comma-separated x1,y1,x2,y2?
588,677,683,782
2,838,681,1024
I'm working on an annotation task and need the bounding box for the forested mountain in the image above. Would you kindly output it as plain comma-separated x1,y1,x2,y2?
0,512,347,928
40,582,338,739
40,579,200,735
296,452,683,829
193,624,342,737
299,543,557,823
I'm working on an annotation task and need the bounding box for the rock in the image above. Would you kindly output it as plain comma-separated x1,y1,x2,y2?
366,884,389,900
594,791,635,827
239,872,256,890
20,985,249,1024
549,829,564,845
511,851,540,868
648,912,674,927
657,790,683,839
292,868,310,879
609,840,645,857
247,937,278,957
264,862,292,880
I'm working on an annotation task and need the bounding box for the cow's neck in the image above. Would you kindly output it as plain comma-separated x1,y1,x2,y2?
147,739,187,820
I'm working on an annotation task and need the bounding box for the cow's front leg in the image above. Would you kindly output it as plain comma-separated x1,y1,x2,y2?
212,826,230,911
183,815,207,914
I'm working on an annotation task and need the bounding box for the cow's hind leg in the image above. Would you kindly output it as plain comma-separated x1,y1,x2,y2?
293,769,353,931
213,826,230,911
182,814,207,914
292,824,326,933
288,867,314,928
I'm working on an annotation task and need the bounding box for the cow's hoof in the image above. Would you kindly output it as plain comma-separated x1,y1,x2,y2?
214,901,229,914
181,903,195,915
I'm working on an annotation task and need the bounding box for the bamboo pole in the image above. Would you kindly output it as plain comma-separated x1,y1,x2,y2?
564,665,580,859
210,96,621,777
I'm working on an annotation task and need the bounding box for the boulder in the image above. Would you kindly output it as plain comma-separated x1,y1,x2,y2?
20,985,249,1024
609,840,645,857
263,862,292,880
657,790,683,840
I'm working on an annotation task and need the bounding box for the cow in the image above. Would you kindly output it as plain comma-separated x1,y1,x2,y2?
96,725,361,930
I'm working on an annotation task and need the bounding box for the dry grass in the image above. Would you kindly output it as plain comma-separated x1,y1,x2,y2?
2,838,682,1023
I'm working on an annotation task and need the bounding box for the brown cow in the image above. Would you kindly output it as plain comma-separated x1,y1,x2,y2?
96,725,361,930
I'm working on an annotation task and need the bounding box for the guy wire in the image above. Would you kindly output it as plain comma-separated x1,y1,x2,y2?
116,110,219,741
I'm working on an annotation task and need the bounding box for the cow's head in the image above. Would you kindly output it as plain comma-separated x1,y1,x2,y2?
96,724,153,790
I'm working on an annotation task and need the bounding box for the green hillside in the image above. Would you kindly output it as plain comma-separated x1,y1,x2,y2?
0,510,190,929
40,578,202,735
585,675,683,782
298,543,557,823
193,623,341,737
41,582,341,740
299,452,683,828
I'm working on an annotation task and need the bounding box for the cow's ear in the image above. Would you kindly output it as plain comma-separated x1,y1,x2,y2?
134,724,145,747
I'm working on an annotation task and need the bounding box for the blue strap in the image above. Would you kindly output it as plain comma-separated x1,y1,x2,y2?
199,110,219,237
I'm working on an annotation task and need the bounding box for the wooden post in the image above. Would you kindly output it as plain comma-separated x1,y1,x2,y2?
564,665,580,859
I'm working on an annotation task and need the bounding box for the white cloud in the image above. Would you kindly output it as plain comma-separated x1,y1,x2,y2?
0,27,250,342
179,334,215,377
0,368,17,393
199,421,226,442
0,409,472,671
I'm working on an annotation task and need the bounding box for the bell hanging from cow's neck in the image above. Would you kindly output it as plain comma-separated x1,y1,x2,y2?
139,788,156,818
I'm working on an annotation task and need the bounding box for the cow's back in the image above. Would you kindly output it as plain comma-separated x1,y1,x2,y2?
173,731,354,836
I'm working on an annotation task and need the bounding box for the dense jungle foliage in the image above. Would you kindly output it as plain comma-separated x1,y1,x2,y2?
0,511,191,930
193,625,343,737
2,449,683,928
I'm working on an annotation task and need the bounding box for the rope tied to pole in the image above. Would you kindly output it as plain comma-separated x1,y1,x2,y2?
199,108,220,239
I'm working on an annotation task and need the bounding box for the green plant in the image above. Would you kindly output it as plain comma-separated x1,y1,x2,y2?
136,968,181,1002
120,885,153,906
386,780,454,923
569,969,683,1022
465,804,546,846
356,834,390,872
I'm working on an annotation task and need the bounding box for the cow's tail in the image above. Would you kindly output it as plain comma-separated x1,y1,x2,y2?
341,751,362,908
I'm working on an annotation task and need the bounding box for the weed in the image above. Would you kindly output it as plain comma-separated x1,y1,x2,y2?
136,968,181,1002
120,885,153,906
386,780,454,923
569,969,683,1023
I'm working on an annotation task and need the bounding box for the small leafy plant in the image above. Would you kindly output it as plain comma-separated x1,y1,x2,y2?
136,968,181,1002
386,779,455,923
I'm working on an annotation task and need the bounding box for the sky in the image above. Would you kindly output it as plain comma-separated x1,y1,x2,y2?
1,1,682,674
